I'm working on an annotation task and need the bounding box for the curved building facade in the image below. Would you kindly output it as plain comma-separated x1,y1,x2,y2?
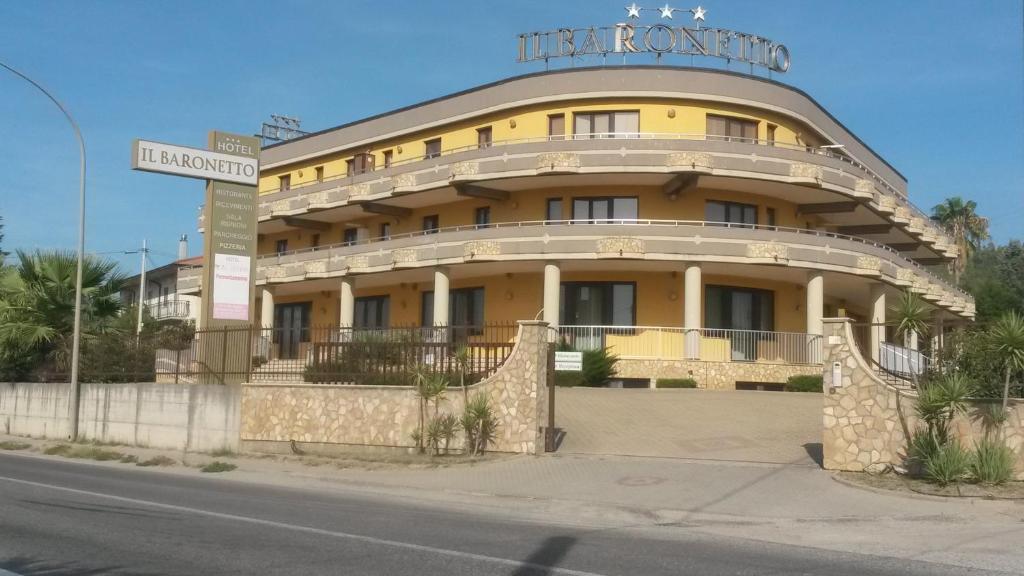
186,67,972,388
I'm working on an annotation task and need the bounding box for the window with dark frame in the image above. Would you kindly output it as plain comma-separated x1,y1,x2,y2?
379,222,391,240
354,296,390,329
476,126,492,149
310,233,320,248
559,282,636,327
572,197,638,223
383,150,393,168
345,159,355,177
766,207,776,227
275,239,288,254
766,124,777,147
546,198,563,222
423,215,439,234
343,228,358,246
424,138,441,159
474,206,491,228
315,166,324,183
705,285,775,333
421,287,485,334
706,114,759,143
548,114,565,140
278,175,290,191
705,200,758,226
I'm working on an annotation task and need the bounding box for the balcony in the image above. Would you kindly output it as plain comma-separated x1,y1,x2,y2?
146,299,191,320
559,326,823,365
254,219,973,318
248,132,954,258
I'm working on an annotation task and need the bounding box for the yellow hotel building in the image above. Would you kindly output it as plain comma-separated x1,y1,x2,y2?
180,66,973,389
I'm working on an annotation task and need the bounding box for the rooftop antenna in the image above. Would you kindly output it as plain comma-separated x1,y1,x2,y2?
261,114,309,146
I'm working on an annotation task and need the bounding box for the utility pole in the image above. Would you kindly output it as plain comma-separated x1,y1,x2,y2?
135,239,148,335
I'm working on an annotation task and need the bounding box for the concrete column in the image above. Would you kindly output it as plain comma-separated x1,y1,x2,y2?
683,263,702,359
931,314,944,354
543,262,560,331
260,287,275,329
806,272,824,336
433,267,449,327
339,277,355,327
907,330,919,351
869,283,887,364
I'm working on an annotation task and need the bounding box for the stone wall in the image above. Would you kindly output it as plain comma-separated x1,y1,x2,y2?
240,321,549,454
616,358,820,389
0,382,240,453
822,318,1024,478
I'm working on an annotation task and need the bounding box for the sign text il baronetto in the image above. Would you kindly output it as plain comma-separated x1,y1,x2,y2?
132,139,259,186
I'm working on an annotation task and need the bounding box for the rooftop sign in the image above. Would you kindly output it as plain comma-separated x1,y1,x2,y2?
517,4,790,73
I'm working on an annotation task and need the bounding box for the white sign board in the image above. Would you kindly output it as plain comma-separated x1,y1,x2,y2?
132,139,259,185
554,351,583,372
212,253,251,320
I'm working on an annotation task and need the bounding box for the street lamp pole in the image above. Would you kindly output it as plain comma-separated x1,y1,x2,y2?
0,61,87,441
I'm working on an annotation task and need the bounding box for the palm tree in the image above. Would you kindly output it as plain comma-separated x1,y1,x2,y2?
931,197,989,279
891,290,931,348
988,311,1024,410
0,250,125,374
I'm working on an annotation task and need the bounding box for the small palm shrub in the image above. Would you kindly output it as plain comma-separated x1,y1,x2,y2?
785,374,823,393
656,378,697,389
924,440,971,486
461,393,499,455
970,438,1015,485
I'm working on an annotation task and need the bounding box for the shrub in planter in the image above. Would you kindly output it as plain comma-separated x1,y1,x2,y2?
656,378,697,389
785,374,823,393
924,440,971,486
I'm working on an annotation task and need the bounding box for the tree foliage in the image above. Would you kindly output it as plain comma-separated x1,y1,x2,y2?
931,197,990,278
960,241,1024,321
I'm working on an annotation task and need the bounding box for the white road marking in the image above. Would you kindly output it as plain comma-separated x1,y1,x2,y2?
0,474,606,576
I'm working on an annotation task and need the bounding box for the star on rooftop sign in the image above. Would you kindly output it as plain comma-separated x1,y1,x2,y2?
517,5,790,73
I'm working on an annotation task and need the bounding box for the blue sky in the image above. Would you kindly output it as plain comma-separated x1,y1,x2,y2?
1,1,1021,272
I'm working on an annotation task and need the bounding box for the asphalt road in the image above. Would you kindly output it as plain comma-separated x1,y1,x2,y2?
0,453,1014,576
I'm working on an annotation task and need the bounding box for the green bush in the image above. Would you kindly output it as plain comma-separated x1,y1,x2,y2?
554,371,585,387
552,346,618,387
907,428,942,467
971,438,1015,485
656,378,697,389
924,440,971,486
784,374,823,393
200,461,236,473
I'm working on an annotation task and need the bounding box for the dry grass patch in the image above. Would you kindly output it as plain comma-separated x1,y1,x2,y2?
200,461,236,473
0,441,31,451
137,455,176,467
44,444,124,461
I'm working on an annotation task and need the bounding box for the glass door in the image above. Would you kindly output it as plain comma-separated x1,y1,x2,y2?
275,303,310,360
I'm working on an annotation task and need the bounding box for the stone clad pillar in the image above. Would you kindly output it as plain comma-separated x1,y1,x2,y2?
260,287,275,328
543,262,560,336
869,283,886,364
683,263,701,359
433,267,450,327
339,277,355,327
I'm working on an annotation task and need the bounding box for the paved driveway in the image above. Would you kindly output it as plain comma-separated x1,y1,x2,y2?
554,388,823,465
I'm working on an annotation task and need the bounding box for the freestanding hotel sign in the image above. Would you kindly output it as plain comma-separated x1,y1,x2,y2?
132,131,259,383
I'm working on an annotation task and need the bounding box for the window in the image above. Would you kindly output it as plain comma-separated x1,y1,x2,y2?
348,153,373,176
354,296,389,329
548,114,565,140
706,114,758,143
474,206,491,228
766,124,777,147
162,286,170,302
343,228,358,246
705,200,757,226
423,215,439,234
560,282,636,326
546,198,563,221
573,111,639,139
345,159,355,177
476,126,492,149
275,239,288,254
572,197,638,223
310,233,320,248
379,222,391,240
315,166,324,183
424,138,441,159
382,150,393,169
766,207,776,227
705,285,774,333
421,287,484,330
278,175,290,191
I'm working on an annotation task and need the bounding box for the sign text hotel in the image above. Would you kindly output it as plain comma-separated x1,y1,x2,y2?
517,23,790,73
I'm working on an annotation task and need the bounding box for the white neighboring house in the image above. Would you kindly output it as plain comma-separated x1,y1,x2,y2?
120,254,202,328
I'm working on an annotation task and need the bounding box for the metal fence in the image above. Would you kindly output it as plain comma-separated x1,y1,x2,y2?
155,323,519,385
556,325,823,365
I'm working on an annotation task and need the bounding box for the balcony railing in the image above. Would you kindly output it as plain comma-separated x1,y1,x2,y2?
557,325,824,365
146,300,190,320
256,218,970,300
